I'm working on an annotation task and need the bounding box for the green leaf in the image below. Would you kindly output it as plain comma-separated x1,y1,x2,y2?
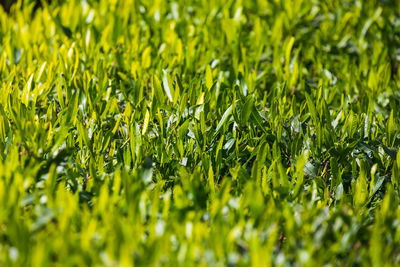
162,69,174,102
205,65,213,90
214,103,233,136
305,92,318,124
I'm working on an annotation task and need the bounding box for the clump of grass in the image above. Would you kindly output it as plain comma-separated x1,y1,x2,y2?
0,0,400,265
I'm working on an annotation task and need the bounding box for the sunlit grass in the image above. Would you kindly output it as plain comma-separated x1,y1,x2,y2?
0,0,400,265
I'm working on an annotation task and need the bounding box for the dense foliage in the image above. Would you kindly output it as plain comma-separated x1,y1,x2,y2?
1,0,400,265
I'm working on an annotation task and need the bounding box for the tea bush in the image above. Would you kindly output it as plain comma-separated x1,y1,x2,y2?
1,0,400,265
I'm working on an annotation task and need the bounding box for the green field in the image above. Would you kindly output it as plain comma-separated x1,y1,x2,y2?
1,0,400,266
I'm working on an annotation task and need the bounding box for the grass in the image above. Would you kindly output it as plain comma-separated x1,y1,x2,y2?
1,0,400,265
